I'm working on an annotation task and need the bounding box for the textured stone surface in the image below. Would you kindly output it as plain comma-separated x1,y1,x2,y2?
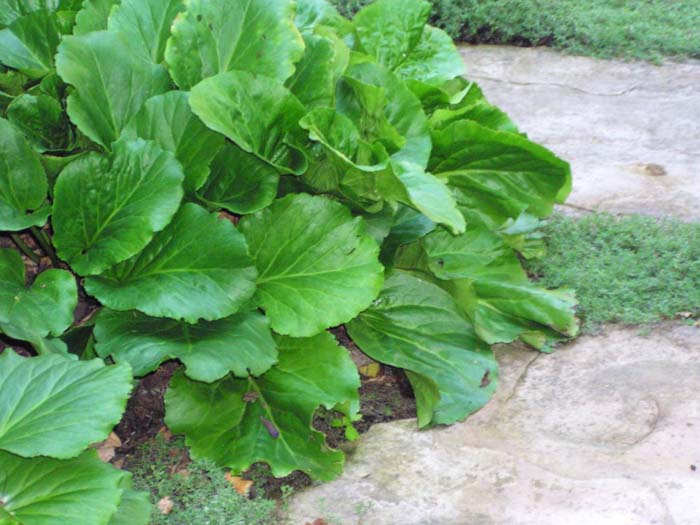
459,46,700,221
289,325,700,524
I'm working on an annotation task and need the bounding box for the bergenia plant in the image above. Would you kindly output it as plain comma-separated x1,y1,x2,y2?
0,0,577,522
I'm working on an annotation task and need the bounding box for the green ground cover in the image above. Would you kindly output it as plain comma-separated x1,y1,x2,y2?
334,0,700,61
128,436,282,525
526,213,700,332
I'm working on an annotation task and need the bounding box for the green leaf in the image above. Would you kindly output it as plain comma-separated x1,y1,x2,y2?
422,226,525,281
239,194,384,337
94,309,276,382
196,143,279,215
379,162,465,235
6,93,71,152
52,138,184,276
295,0,350,35
0,249,76,345
404,371,440,428
449,279,579,346
0,450,124,525
0,10,61,78
73,0,119,35
429,81,519,134
165,332,359,481
85,203,257,323
164,0,304,90
347,271,498,426
430,120,571,229
56,30,170,148
0,118,50,231
189,70,307,175
124,91,224,193
0,351,132,459
353,0,463,85
108,481,151,525
300,108,389,173
285,34,338,109
108,0,183,63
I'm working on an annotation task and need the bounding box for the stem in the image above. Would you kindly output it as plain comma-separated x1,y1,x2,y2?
31,227,59,267
10,233,40,264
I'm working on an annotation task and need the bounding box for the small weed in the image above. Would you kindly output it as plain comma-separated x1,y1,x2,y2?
127,435,280,525
526,213,700,332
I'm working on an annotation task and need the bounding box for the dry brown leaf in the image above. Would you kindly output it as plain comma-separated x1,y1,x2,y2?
95,432,122,463
158,426,173,441
305,520,329,525
157,496,174,515
224,472,253,496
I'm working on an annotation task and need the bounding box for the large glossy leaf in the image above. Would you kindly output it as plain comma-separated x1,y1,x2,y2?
0,118,50,231
379,162,465,235
337,61,465,233
107,0,183,63
164,0,304,90
430,120,571,228
239,194,383,337
94,309,276,382
196,143,279,215
337,63,432,166
6,93,71,152
445,278,578,349
422,226,525,281
52,138,184,276
0,351,132,459
429,81,519,134
124,91,224,193
295,0,350,35
286,34,339,109
189,70,307,175
0,249,76,346
352,0,463,85
0,10,60,78
55,30,170,148
85,203,257,323
0,451,124,525
347,271,498,426
165,332,359,480
73,0,119,34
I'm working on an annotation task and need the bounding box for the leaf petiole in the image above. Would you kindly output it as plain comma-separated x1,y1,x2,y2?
30,227,59,267
9,233,40,264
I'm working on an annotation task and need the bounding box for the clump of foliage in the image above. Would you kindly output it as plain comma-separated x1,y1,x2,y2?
0,0,576,523
333,0,700,61
128,436,279,525
527,213,700,332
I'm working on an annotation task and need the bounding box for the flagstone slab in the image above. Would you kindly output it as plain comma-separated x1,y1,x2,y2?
289,325,700,524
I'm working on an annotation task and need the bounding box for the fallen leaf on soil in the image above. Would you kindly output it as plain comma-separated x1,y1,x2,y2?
95,432,122,463
224,473,253,496
157,496,174,515
305,520,328,525
158,426,173,441
359,362,380,378
676,311,694,319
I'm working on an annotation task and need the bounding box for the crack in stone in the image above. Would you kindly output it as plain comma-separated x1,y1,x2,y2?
622,397,661,447
467,74,640,97
503,352,541,404
644,481,676,525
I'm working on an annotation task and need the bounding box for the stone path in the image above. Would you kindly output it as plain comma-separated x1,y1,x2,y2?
288,47,700,525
